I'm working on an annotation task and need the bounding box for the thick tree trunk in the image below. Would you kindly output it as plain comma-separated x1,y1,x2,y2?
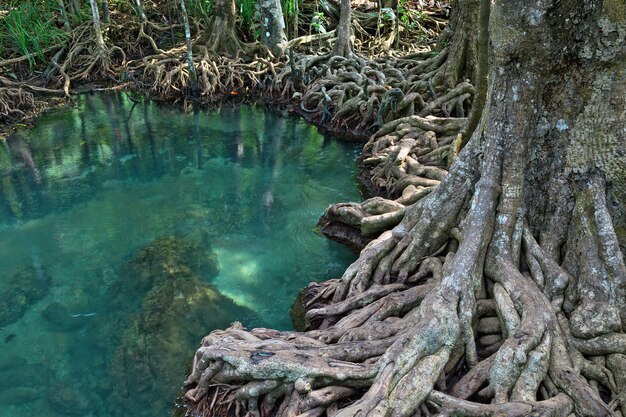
434,0,480,88
332,0,353,57
183,1,625,416
259,0,288,56
204,0,242,56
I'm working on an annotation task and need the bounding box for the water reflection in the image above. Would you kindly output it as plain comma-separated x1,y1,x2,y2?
0,94,360,417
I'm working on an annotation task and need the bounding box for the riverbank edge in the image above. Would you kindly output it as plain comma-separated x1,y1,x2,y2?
0,72,372,143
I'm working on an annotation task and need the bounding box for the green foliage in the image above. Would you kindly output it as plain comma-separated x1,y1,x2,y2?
186,0,212,25
281,0,297,23
233,0,262,41
311,11,326,33
237,0,255,26
0,0,68,72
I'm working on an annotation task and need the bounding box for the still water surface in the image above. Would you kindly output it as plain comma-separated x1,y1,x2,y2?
0,94,359,416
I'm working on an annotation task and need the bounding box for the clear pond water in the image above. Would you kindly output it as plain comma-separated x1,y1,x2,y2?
0,94,360,417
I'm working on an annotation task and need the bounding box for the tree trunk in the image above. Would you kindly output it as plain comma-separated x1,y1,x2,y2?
68,0,81,19
433,0,480,88
183,0,626,416
57,0,72,32
332,0,353,57
89,0,106,55
179,0,198,95
133,0,147,22
292,0,299,40
204,0,242,56
101,0,110,23
259,0,288,56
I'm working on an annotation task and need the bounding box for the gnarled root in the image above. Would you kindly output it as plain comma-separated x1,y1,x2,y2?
127,43,282,100
0,87,36,121
61,23,126,80
183,48,625,417
285,49,474,140
184,130,624,417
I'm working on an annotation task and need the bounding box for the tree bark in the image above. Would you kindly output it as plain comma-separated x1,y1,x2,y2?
204,0,242,56
183,0,626,416
433,0,480,88
133,0,147,22
57,0,72,32
332,0,353,57
259,0,288,56
180,0,198,95
68,0,81,19
89,0,106,55
101,0,110,23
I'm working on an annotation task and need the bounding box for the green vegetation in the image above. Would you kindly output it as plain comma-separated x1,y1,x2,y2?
0,1,68,71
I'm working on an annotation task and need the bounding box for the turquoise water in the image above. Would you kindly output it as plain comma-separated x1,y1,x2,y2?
0,94,359,417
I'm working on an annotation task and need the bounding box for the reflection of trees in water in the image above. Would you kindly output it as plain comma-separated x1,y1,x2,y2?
0,97,346,226
0,132,42,220
260,108,285,234
143,98,159,175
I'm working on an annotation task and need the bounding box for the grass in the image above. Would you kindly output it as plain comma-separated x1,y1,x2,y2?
0,0,68,72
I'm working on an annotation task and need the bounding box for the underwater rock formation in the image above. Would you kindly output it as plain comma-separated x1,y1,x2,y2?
47,381,97,415
109,236,220,300
0,266,51,328
0,357,53,407
104,236,258,417
41,301,88,332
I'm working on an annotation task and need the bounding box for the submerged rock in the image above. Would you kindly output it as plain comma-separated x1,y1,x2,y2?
99,235,223,348
131,235,219,280
0,387,39,406
109,236,220,302
47,382,95,416
105,236,259,417
0,266,51,328
41,302,87,332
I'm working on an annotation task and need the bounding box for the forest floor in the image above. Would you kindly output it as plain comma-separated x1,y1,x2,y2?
0,1,451,141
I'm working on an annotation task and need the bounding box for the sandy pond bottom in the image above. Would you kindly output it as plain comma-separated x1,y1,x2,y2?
0,94,360,417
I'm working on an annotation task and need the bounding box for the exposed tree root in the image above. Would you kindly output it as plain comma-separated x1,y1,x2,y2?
123,38,281,100
184,115,624,417
4,2,623,415
0,87,36,122
66,24,126,79
182,1,626,416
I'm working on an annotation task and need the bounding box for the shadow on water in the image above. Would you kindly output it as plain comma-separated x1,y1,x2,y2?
0,93,361,417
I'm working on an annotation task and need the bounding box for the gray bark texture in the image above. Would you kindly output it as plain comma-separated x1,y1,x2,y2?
57,0,71,32
259,0,288,56
183,1,626,416
204,0,242,56
332,0,353,57
101,0,110,23
180,0,198,95
89,0,106,54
